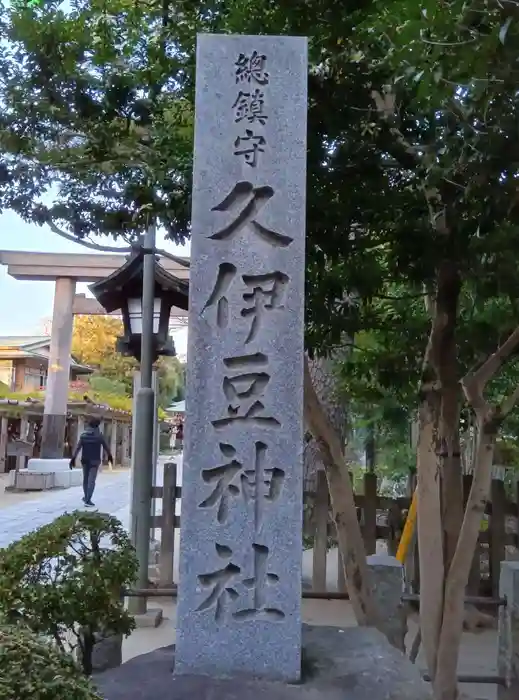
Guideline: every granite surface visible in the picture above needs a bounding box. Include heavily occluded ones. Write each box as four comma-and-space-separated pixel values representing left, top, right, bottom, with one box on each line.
175, 33, 308, 681
94, 624, 433, 700
366, 554, 407, 651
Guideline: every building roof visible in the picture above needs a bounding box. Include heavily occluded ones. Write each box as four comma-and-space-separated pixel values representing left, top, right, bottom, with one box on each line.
0, 336, 92, 373
0, 335, 48, 347
166, 400, 185, 413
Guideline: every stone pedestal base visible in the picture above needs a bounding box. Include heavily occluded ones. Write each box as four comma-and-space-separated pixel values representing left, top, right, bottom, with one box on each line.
6, 471, 56, 491
27, 458, 70, 472
94, 625, 431, 700
133, 608, 163, 629
6, 461, 82, 490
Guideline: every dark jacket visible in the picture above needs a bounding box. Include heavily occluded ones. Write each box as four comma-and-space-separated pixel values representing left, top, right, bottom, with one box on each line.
72, 427, 112, 466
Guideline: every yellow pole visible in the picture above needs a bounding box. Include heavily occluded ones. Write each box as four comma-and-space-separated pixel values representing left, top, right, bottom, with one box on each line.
396, 488, 417, 564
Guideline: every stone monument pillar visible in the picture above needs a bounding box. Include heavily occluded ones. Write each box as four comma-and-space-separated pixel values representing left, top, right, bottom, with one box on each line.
175, 34, 308, 682
41, 277, 76, 458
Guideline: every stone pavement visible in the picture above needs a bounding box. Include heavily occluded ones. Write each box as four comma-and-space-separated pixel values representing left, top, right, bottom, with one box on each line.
0, 455, 184, 549
0, 469, 131, 549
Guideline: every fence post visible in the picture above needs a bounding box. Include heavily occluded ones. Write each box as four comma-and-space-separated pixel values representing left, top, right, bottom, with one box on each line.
312, 470, 328, 592
336, 471, 354, 593
158, 462, 177, 589
463, 474, 481, 594
363, 471, 377, 555
498, 560, 519, 699
491, 478, 507, 598
367, 553, 406, 652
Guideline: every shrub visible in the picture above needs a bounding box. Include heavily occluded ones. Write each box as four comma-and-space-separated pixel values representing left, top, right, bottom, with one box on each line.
0, 624, 102, 700
0, 511, 138, 675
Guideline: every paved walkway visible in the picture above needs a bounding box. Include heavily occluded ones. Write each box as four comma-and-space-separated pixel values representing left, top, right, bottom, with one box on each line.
0, 470, 131, 549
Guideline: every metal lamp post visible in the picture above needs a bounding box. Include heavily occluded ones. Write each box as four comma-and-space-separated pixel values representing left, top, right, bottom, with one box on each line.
89, 232, 189, 614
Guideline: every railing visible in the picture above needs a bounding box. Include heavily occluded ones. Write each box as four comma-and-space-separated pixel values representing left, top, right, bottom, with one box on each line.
150, 464, 519, 599
305, 470, 519, 598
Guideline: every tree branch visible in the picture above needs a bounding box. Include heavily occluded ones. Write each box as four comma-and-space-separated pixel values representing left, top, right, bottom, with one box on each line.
500, 382, 519, 417
371, 89, 422, 171
46, 220, 133, 254
462, 325, 519, 411
375, 291, 427, 301
47, 220, 191, 268
303, 354, 380, 628
155, 248, 190, 268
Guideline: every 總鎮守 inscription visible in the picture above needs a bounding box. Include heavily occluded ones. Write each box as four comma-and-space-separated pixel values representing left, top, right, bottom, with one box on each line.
233, 51, 269, 166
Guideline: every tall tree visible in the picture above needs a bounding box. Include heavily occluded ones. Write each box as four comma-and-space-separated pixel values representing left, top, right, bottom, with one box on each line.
72, 314, 184, 407
0, 0, 196, 244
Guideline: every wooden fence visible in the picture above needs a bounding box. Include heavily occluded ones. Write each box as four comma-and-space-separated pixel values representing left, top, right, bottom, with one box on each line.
150, 463, 519, 598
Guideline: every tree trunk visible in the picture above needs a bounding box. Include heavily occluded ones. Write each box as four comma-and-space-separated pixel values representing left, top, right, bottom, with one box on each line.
439, 368, 463, 575
433, 420, 497, 700
416, 382, 444, 679
303, 353, 349, 541
417, 261, 461, 683
303, 356, 380, 627
429, 324, 519, 699
304, 354, 348, 483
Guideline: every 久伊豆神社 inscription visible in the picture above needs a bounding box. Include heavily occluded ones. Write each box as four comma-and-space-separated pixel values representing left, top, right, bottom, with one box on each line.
175, 34, 307, 682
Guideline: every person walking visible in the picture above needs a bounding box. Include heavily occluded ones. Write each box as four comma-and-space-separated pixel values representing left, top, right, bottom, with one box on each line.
70, 418, 113, 507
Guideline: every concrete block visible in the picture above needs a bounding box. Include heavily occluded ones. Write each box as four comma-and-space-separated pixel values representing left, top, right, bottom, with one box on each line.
27, 458, 70, 473
133, 608, 163, 629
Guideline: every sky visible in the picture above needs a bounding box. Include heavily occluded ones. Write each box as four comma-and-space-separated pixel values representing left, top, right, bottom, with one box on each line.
0, 211, 190, 358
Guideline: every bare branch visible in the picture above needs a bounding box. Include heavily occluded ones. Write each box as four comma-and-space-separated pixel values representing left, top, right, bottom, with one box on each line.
462, 325, 519, 414
462, 377, 490, 416
466, 325, 519, 389
46, 219, 191, 267
303, 354, 380, 628
155, 248, 190, 268
46, 220, 133, 254
500, 383, 519, 418
371, 89, 422, 170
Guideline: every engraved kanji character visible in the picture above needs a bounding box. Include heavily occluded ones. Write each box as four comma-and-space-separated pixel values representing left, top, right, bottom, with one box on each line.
232, 89, 268, 125
233, 129, 266, 167
235, 51, 269, 85
241, 271, 289, 343
202, 265, 289, 342
196, 543, 240, 622
209, 181, 293, 248
212, 353, 280, 430
202, 262, 237, 329
199, 441, 285, 527
234, 543, 284, 621
196, 542, 284, 622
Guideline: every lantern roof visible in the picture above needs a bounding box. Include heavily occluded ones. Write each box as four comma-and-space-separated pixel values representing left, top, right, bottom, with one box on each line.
89, 248, 189, 313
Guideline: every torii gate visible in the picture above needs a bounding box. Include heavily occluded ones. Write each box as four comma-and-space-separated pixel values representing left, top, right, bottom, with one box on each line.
0, 250, 189, 458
